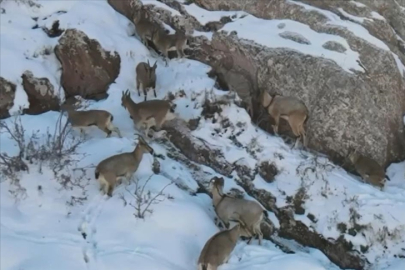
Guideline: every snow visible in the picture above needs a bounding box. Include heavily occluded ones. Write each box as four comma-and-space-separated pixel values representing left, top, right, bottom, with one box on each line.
1, 1, 405, 270
288, 0, 390, 51
289, 0, 405, 79
192, 30, 213, 40
0, 2, 62, 114
221, 16, 363, 73
141, 0, 181, 17
183, 3, 247, 26
337, 8, 372, 24
350, 1, 367, 8
392, 53, 405, 76
395, 0, 405, 12
370, 11, 386, 21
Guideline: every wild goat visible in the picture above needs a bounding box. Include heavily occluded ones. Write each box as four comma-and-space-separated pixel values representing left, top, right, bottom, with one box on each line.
261, 91, 309, 148
133, 8, 159, 46
121, 90, 176, 137
209, 176, 267, 245
95, 135, 154, 197
347, 149, 390, 190
61, 104, 121, 138
197, 223, 250, 270
136, 60, 157, 101
151, 28, 187, 65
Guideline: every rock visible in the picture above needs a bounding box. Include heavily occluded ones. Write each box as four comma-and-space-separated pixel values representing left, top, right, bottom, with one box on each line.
258, 161, 278, 183
161, 116, 368, 270
21, 71, 60, 115
42, 20, 64, 38
54, 29, 120, 100
164, 118, 233, 176
322, 41, 347, 53
277, 22, 286, 29
107, 0, 140, 19
228, 188, 244, 199
0, 77, 16, 119
181, 0, 405, 167
279, 31, 311, 45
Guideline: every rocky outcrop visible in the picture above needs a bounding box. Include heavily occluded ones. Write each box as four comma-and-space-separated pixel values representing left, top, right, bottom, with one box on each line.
54, 29, 121, 101
0, 77, 16, 119
118, 0, 405, 168
21, 71, 60, 115
161, 117, 368, 270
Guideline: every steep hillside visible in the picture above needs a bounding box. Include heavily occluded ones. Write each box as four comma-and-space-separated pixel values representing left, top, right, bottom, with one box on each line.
1, 1, 404, 270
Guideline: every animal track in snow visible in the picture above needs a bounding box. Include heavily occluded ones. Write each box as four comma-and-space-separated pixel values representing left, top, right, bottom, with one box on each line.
78, 193, 106, 268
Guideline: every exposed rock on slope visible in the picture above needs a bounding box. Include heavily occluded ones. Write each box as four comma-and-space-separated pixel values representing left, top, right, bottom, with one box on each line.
0, 77, 16, 119
21, 71, 60, 115
162, 117, 368, 270
54, 29, 121, 101
118, 0, 405, 168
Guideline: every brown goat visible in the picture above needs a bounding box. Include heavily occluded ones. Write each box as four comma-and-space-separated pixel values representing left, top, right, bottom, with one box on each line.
136, 60, 157, 101
261, 91, 309, 148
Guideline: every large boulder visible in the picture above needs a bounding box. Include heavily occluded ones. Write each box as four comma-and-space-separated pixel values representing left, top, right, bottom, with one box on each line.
54, 29, 121, 100
140, 0, 405, 167
21, 71, 60, 115
0, 77, 16, 119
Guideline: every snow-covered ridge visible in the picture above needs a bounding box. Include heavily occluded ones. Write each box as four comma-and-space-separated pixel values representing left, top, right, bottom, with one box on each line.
1, 0, 405, 270
220, 16, 363, 73
337, 7, 372, 24
288, 0, 390, 51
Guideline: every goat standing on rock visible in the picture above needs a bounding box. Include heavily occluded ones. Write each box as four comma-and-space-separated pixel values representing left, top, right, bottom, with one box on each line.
151, 27, 188, 66
136, 60, 157, 101
261, 91, 309, 148
121, 90, 176, 138
347, 149, 390, 190
209, 176, 267, 245
133, 8, 159, 47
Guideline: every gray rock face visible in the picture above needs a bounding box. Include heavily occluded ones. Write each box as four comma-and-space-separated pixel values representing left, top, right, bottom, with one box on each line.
0, 77, 16, 119
173, 0, 405, 167
279, 31, 311, 45
54, 29, 121, 100
322, 41, 347, 53
21, 71, 60, 115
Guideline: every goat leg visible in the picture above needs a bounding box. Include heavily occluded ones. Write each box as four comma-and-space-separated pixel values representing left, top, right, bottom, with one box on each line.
143, 87, 148, 101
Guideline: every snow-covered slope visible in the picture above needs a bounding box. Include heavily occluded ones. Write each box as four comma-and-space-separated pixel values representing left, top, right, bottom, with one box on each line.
1, 1, 405, 270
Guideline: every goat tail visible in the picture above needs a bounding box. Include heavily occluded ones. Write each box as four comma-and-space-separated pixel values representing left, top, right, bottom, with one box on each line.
385, 174, 391, 181
263, 210, 269, 218
198, 263, 207, 270
109, 114, 114, 123
95, 170, 99, 179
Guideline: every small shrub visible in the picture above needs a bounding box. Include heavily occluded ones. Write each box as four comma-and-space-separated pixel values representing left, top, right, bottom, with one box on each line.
0, 113, 87, 201
126, 175, 173, 219
292, 187, 308, 215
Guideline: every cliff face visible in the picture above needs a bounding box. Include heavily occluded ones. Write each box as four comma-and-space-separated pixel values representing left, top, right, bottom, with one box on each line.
146, 0, 405, 167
